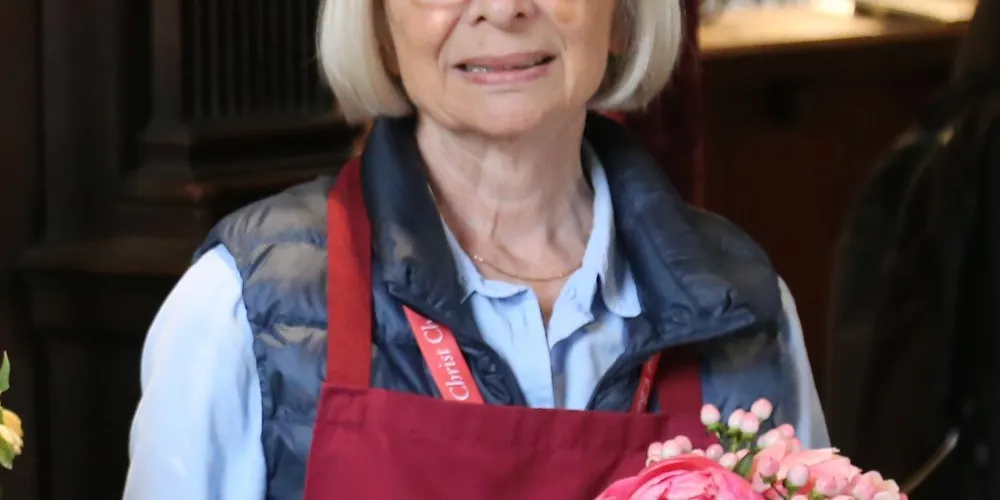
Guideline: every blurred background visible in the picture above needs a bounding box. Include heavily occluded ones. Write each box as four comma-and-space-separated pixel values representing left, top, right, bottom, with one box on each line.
0, 0, 984, 498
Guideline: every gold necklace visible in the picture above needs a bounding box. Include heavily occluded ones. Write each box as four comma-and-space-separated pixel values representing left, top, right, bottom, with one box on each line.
469, 254, 581, 282
428, 184, 581, 282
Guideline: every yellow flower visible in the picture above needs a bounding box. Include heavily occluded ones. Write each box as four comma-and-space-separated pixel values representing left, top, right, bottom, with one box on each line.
2, 409, 22, 438
0, 427, 22, 456
0, 408, 23, 455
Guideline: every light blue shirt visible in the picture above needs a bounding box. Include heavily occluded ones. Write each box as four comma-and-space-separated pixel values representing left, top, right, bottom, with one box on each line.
123, 159, 828, 500
440, 158, 641, 409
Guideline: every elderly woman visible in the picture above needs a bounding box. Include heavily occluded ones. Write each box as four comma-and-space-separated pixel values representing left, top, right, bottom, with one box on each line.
124, 0, 828, 498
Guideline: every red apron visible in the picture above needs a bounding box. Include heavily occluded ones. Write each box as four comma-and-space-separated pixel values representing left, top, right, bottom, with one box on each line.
304, 159, 713, 499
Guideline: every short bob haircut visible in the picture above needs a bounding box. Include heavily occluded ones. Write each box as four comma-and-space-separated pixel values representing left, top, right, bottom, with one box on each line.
318, 1, 683, 124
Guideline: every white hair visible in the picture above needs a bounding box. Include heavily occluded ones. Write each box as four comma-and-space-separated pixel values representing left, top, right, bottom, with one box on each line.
317, 1, 684, 124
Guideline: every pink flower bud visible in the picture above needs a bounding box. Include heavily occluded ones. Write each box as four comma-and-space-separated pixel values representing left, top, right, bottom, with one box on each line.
790, 496, 808, 500
706, 443, 724, 461
727, 409, 746, 429
756, 456, 779, 478
736, 449, 749, 460
719, 452, 739, 470
690, 448, 705, 456
777, 423, 797, 438
673, 435, 693, 453
863, 471, 884, 483
751, 474, 770, 493
786, 464, 810, 488
700, 404, 721, 426
815, 475, 846, 496
660, 439, 682, 459
751, 398, 774, 420
850, 477, 876, 500
756, 429, 782, 448
837, 476, 852, 494
646, 442, 663, 460
740, 412, 761, 435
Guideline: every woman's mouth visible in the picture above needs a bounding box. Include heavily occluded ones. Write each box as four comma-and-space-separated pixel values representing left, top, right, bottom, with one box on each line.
454, 53, 556, 85
456, 55, 556, 73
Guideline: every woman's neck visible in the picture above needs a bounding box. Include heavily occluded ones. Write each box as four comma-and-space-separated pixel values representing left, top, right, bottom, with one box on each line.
415, 113, 593, 253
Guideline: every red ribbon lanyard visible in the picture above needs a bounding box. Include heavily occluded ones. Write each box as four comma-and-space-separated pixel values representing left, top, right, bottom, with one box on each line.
404, 308, 485, 404
405, 307, 662, 412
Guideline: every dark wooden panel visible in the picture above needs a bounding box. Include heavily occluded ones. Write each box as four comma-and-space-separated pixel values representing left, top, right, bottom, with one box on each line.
21, 238, 189, 500
702, 31, 962, 396
133, 0, 355, 238
0, 0, 41, 498
25, 1, 359, 498
40, 0, 143, 241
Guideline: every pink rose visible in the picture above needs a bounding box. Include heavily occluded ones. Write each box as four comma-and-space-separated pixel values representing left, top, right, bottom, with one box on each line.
597, 455, 764, 500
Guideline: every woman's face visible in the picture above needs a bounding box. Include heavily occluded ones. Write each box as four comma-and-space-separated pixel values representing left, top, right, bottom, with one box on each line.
381, 0, 618, 138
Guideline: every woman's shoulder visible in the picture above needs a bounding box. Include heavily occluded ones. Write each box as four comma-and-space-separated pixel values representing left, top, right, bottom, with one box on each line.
196, 176, 336, 266
143, 245, 254, 378
679, 205, 774, 269
657, 204, 781, 324
191, 176, 335, 328
129, 244, 266, 500
216, 175, 335, 234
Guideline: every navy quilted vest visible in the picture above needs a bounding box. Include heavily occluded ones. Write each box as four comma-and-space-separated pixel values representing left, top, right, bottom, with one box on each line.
196, 114, 792, 499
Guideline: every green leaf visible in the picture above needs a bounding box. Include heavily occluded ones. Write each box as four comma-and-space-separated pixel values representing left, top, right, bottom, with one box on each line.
734, 452, 755, 478
0, 352, 11, 394
0, 438, 15, 470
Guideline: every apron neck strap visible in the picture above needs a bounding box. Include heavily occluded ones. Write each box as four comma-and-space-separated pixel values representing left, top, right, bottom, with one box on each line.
654, 346, 703, 415
326, 158, 373, 388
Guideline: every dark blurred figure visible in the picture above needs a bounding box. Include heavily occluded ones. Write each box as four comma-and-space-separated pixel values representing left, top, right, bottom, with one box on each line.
827, 0, 1000, 497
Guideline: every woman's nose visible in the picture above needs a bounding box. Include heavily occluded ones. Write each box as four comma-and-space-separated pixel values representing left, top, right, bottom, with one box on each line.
467, 0, 538, 28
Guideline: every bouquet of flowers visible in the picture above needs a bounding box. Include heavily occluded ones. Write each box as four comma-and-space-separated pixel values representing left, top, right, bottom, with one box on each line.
0, 352, 23, 473
597, 399, 905, 500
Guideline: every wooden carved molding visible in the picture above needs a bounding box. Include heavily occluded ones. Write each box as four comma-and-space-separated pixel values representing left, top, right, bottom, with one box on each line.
119, 0, 359, 238
25, 0, 363, 331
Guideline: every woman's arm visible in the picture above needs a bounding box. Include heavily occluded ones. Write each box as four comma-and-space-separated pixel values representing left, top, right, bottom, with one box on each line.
778, 278, 831, 449
123, 246, 266, 500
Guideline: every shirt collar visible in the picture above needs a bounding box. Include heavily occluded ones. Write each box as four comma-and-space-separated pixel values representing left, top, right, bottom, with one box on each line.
440, 141, 641, 318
